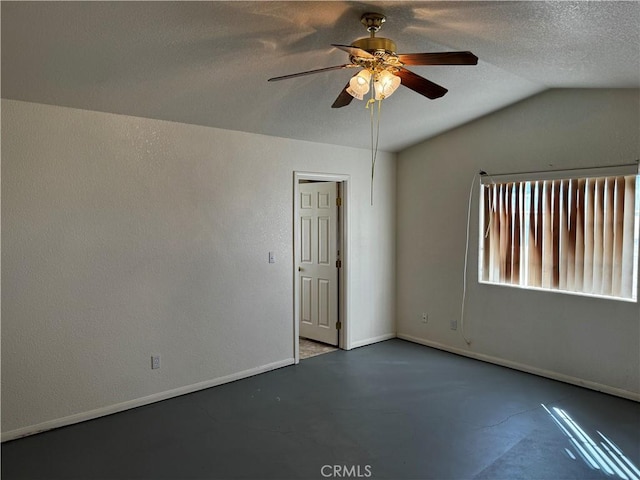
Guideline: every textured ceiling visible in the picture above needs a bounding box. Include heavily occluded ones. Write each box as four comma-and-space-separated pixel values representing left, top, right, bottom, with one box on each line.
2, 1, 639, 152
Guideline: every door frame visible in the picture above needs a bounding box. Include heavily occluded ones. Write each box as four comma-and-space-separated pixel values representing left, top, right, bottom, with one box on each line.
293, 171, 350, 364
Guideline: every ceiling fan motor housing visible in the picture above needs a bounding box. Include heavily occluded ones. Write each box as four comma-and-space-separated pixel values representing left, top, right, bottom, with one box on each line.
351, 37, 397, 55
351, 13, 400, 70
350, 37, 402, 73
354, 13, 397, 55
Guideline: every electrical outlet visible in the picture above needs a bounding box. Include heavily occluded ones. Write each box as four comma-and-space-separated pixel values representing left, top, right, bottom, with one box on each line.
421, 313, 428, 323
450, 320, 457, 330
151, 355, 160, 370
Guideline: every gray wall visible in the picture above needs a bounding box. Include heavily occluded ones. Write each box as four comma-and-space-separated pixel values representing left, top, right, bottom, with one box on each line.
1, 100, 397, 438
397, 89, 640, 399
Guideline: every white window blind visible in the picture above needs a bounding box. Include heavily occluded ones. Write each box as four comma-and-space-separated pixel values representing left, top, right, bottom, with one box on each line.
479, 167, 639, 301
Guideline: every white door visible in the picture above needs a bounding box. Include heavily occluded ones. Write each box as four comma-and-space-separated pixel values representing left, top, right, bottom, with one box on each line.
298, 182, 339, 346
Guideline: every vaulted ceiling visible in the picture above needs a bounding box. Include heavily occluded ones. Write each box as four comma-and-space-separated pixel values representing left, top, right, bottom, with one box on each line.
2, 1, 639, 152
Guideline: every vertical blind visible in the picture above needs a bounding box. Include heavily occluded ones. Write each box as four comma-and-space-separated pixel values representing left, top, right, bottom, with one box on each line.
480, 174, 638, 300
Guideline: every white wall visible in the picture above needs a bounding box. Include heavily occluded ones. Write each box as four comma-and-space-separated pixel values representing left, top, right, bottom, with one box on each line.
397, 89, 640, 399
1, 99, 396, 438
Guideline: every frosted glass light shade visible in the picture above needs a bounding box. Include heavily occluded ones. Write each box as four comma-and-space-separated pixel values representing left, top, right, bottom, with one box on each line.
346, 69, 371, 100
374, 70, 401, 100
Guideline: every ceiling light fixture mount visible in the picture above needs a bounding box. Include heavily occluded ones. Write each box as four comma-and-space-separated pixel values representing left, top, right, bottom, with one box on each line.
360, 12, 386, 33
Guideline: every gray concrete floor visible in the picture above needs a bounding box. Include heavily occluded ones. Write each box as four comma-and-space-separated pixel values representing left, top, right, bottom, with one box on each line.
2, 339, 639, 479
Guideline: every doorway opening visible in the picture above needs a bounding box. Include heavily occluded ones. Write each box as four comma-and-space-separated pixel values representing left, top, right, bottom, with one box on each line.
293, 172, 350, 363
298, 338, 339, 360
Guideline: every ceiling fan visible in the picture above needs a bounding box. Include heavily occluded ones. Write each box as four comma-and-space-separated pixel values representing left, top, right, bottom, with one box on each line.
268, 12, 478, 108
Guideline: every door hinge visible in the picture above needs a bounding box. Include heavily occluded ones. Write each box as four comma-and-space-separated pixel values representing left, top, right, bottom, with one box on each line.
336, 259, 342, 268
336, 197, 342, 207
336, 321, 342, 330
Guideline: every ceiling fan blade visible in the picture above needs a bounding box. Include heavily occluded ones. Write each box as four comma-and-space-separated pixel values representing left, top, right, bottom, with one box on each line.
396, 68, 448, 99
331, 81, 355, 109
398, 51, 478, 66
268, 64, 355, 82
331, 44, 375, 59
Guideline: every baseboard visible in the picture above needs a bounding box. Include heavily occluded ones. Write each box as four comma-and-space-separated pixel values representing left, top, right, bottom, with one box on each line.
397, 334, 640, 403
2, 358, 295, 442
349, 332, 396, 349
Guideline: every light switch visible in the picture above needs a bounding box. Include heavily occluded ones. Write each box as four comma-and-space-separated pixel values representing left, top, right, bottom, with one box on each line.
269, 252, 275, 264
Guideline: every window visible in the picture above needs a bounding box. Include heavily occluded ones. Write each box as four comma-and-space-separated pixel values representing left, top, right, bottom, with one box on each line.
479, 168, 639, 301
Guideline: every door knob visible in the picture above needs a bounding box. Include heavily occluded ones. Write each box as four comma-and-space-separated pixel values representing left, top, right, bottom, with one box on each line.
298, 267, 303, 272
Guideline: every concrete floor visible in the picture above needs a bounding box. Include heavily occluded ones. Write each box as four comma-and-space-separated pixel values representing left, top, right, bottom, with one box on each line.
2, 339, 639, 479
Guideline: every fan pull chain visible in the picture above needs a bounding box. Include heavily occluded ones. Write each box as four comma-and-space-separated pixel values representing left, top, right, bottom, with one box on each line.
366, 96, 382, 206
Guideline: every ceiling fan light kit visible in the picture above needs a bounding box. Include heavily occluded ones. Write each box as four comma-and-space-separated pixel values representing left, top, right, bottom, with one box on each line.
347, 69, 371, 100
373, 69, 401, 100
